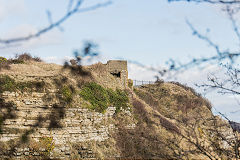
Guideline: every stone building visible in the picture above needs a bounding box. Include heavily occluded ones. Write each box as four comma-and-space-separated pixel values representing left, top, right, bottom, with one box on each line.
106, 60, 128, 88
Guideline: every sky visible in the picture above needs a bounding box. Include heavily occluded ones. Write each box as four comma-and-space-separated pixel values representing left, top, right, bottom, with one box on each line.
0, 0, 240, 121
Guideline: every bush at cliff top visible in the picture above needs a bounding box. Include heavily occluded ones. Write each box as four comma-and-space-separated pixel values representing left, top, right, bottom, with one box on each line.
80, 82, 129, 113
0, 57, 7, 63
0, 57, 10, 71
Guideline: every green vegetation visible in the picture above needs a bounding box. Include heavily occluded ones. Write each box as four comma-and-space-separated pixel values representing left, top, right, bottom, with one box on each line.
1, 54, 42, 66
80, 82, 129, 113
107, 88, 130, 113
0, 75, 45, 93
0, 57, 10, 71
59, 85, 74, 103
39, 136, 55, 156
80, 82, 109, 113
0, 54, 42, 71
0, 57, 7, 63
128, 79, 133, 88
9, 59, 24, 64
0, 75, 16, 92
18, 81, 45, 92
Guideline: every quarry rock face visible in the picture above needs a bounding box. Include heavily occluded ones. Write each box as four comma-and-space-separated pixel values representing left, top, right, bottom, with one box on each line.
0, 60, 133, 159
0, 90, 118, 159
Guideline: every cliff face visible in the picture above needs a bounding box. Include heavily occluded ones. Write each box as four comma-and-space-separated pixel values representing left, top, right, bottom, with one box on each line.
0, 60, 236, 159
0, 61, 133, 159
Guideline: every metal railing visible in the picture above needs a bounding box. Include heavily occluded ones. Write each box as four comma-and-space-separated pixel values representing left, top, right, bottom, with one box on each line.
133, 80, 155, 86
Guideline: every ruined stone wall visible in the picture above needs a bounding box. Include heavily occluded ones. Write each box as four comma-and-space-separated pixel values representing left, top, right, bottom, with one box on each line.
106, 60, 128, 88
0, 90, 122, 159
87, 60, 128, 90
107, 60, 127, 73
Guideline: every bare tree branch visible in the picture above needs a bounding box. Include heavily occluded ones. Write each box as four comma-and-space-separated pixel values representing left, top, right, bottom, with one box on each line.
0, 0, 112, 46
129, 16, 240, 80
168, 0, 240, 4
67, 0, 74, 13
165, 0, 240, 72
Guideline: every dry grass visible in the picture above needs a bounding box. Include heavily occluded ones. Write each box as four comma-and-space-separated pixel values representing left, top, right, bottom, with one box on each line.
131, 82, 233, 159
170, 82, 212, 110
88, 62, 107, 75
136, 82, 212, 116
174, 94, 212, 112
134, 88, 159, 109
170, 81, 200, 96
0, 53, 42, 74
132, 98, 180, 134
114, 97, 179, 159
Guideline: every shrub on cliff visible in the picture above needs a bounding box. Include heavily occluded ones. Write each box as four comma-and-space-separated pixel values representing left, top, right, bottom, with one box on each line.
80, 82, 110, 113
0, 57, 7, 63
0, 75, 45, 93
107, 88, 129, 113
80, 82, 129, 113
59, 85, 74, 103
13, 53, 42, 63
0, 75, 16, 92
0, 54, 42, 71
0, 56, 10, 71
8, 53, 42, 64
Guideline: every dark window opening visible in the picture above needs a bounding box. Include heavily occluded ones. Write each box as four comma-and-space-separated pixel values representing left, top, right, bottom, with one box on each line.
111, 72, 121, 78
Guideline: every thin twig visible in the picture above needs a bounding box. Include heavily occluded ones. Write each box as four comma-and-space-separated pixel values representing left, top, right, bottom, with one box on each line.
0, 0, 112, 45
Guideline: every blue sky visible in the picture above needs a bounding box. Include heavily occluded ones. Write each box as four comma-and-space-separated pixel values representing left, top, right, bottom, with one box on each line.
1, 0, 236, 63
0, 0, 239, 121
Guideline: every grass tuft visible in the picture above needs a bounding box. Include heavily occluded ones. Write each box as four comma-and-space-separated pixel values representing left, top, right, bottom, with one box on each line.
39, 136, 55, 156
59, 85, 74, 103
